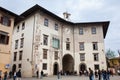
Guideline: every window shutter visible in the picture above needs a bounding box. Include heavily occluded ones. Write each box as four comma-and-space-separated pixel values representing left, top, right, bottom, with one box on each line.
0, 17, 3, 24
8, 19, 11, 26
6, 36, 9, 44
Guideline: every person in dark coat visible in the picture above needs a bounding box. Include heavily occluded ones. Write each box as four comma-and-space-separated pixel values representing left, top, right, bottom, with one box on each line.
36, 70, 39, 78
17, 69, 21, 80
98, 69, 101, 80
40, 70, 44, 79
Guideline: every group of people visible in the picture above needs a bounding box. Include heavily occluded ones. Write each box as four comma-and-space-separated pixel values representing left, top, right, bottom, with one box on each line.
0, 69, 21, 80
88, 68, 113, 80
36, 70, 44, 79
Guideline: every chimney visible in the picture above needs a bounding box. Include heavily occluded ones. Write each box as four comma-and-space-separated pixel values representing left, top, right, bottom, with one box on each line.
63, 12, 71, 21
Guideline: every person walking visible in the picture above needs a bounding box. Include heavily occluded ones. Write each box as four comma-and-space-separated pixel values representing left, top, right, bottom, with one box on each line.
9, 71, 12, 78
0, 70, 2, 80
94, 70, 98, 80
57, 71, 61, 79
36, 70, 39, 78
17, 69, 21, 80
89, 68, 94, 80
98, 70, 101, 80
13, 71, 17, 80
3, 71, 7, 80
40, 70, 43, 79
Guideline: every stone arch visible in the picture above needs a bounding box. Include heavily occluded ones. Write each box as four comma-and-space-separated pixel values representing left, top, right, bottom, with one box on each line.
62, 54, 74, 74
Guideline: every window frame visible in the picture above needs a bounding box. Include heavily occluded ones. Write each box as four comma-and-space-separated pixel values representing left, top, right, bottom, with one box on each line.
43, 63, 47, 70
79, 27, 83, 35
44, 18, 48, 27
13, 52, 17, 61
93, 42, 98, 50
91, 27, 96, 34
93, 53, 99, 61
79, 42, 84, 51
43, 34, 48, 45
43, 49, 48, 59
80, 53, 85, 61
66, 42, 70, 50
0, 31, 9, 44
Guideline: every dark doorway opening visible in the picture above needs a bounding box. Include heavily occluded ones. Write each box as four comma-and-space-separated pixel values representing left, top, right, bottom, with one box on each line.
79, 63, 86, 75
53, 63, 58, 75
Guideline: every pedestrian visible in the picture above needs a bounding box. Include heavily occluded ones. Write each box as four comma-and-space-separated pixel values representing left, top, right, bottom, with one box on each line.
13, 71, 17, 80
102, 70, 107, 80
36, 70, 39, 78
40, 70, 43, 79
94, 70, 98, 80
9, 71, 12, 78
16, 69, 21, 80
57, 71, 61, 79
106, 70, 110, 80
0, 70, 2, 80
89, 68, 94, 80
3, 71, 7, 80
98, 69, 101, 80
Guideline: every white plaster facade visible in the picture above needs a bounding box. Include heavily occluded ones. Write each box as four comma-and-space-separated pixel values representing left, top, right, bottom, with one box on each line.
11, 5, 109, 77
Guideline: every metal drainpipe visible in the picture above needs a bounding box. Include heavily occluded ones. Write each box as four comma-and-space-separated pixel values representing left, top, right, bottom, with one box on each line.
31, 14, 36, 77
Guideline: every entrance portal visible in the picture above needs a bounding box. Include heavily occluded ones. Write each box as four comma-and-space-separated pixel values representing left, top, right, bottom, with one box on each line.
79, 63, 86, 74
62, 54, 74, 74
53, 63, 58, 75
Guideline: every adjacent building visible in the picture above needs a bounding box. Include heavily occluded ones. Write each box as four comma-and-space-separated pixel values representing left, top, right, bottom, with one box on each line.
0, 7, 17, 76
11, 5, 109, 77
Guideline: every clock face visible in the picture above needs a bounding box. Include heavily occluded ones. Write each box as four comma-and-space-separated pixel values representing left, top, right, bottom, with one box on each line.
65, 28, 70, 34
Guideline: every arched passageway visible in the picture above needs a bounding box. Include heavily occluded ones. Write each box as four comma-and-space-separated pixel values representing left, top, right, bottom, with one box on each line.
62, 54, 74, 75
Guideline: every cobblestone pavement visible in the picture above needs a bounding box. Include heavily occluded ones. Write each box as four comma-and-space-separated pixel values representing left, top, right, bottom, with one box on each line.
9, 75, 120, 80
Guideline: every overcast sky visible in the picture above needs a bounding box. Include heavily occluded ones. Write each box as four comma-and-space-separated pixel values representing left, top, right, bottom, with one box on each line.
0, 0, 120, 56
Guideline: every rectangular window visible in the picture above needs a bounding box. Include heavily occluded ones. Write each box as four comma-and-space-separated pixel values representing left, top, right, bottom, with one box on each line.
13, 52, 17, 61
18, 64, 22, 68
93, 53, 99, 61
92, 27, 96, 34
55, 23, 58, 31
93, 42, 98, 50
66, 42, 70, 50
79, 42, 84, 51
43, 63, 47, 70
52, 38, 59, 49
20, 38, 24, 48
19, 51, 23, 61
80, 53, 85, 61
15, 40, 18, 49
43, 35, 48, 45
79, 27, 83, 35
43, 49, 48, 59
94, 64, 99, 70
22, 22, 25, 30
54, 51, 58, 60
44, 18, 48, 27
17, 25, 19, 32
0, 31, 9, 44
0, 16, 11, 26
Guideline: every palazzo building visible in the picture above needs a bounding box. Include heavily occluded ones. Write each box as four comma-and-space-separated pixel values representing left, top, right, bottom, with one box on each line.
10, 4, 109, 77
0, 7, 17, 76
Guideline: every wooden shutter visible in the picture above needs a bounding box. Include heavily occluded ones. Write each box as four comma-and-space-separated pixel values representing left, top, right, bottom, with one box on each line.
6, 36, 9, 44
8, 19, 11, 26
